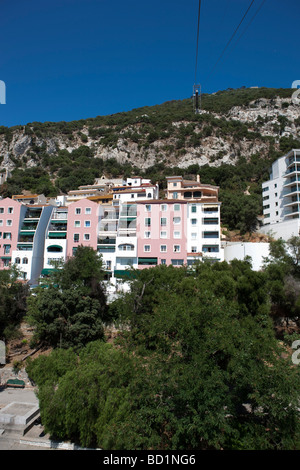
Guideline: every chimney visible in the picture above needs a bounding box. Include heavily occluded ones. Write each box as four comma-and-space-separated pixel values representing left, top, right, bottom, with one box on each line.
196, 174, 200, 183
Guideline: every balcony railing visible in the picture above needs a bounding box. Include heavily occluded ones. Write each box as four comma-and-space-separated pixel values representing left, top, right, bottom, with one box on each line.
51, 212, 68, 220
97, 238, 116, 245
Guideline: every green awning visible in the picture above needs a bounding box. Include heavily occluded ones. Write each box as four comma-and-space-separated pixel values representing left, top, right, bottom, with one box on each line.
48, 232, 66, 238
114, 270, 136, 279
138, 258, 157, 264
41, 268, 57, 275
19, 231, 35, 236
1, 256, 11, 259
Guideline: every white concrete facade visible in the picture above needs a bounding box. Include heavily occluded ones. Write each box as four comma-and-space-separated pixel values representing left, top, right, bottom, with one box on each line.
261, 149, 300, 240
223, 242, 270, 271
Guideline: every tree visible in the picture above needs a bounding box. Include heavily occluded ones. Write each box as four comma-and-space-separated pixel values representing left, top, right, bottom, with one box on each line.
0, 266, 29, 339
26, 246, 108, 349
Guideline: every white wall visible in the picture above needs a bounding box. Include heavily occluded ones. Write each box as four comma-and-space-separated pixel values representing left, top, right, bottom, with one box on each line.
223, 242, 270, 271
259, 219, 300, 241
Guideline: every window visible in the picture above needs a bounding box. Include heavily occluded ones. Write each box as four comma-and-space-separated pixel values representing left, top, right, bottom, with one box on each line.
173, 182, 177, 187
8, 207, 13, 214
160, 217, 167, 226
85, 208, 91, 214
4, 245, 10, 254
145, 204, 151, 212
191, 205, 197, 213
171, 259, 184, 266
191, 232, 197, 240
144, 245, 151, 252
0, 220, 3, 226
202, 245, 219, 253
203, 218, 219, 225
144, 231, 151, 238
0, 233, 2, 239
160, 245, 167, 252
74, 234, 79, 242
119, 244, 134, 251
174, 204, 180, 212
0, 208, 3, 214
203, 231, 219, 238
173, 192, 178, 199
74, 221, 80, 227
75, 208, 81, 215
191, 246, 197, 253
6, 220, 12, 226
160, 231, 167, 238
47, 245, 63, 253
174, 231, 181, 238
22, 257, 28, 264
161, 259, 166, 265
84, 220, 91, 228
160, 204, 167, 212
145, 217, 151, 227
173, 245, 180, 252
15, 257, 20, 264
173, 217, 181, 224
3, 233, 11, 239
84, 234, 90, 241
191, 219, 197, 225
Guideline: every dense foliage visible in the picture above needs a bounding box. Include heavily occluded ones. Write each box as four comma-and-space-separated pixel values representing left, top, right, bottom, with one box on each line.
0, 266, 29, 340
26, 257, 300, 450
26, 246, 108, 350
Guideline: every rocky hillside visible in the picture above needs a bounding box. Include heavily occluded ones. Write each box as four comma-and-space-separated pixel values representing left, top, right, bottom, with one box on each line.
0, 87, 298, 171
0, 87, 299, 203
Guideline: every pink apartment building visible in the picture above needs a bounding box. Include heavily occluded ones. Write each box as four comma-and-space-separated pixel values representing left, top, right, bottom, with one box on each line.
0, 198, 24, 269
136, 200, 188, 268
66, 199, 100, 258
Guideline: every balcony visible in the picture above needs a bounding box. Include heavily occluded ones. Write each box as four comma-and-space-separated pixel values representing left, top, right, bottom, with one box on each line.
24, 210, 42, 219
48, 224, 67, 232
20, 220, 38, 231
18, 235, 34, 243
97, 237, 116, 245
51, 212, 68, 220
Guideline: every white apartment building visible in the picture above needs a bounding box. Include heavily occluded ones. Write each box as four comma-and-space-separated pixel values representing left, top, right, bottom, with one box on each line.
261, 149, 300, 240
186, 201, 223, 264
42, 206, 68, 275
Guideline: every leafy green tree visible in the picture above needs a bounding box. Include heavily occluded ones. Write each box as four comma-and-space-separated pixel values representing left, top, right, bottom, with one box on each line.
27, 262, 300, 450
26, 246, 108, 349
0, 266, 29, 339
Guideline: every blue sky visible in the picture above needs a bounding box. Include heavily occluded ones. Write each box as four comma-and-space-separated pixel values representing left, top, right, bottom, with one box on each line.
0, 0, 298, 127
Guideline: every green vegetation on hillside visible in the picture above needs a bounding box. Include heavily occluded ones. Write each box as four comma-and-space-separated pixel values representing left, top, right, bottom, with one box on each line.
0, 87, 299, 235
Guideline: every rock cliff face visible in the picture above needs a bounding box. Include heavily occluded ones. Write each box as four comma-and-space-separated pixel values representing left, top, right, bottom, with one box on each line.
0, 89, 299, 176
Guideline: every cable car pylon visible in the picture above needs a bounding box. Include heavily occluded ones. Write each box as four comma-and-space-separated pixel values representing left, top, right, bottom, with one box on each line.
193, 83, 201, 114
